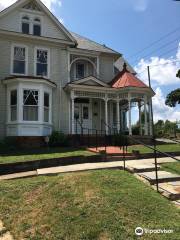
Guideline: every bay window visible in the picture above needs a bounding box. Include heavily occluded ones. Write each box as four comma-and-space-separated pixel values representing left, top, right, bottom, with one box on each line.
44, 92, 49, 122
12, 46, 27, 75
36, 49, 49, 77
10, 90, 17, 121
23, 90, 39, 121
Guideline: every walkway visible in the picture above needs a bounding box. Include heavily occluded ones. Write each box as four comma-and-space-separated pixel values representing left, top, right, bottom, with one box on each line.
0, 156, 180, 205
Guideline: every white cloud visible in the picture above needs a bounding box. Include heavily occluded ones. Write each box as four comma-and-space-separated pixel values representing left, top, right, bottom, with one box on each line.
152, 87, 180, 122
134, 43, 180, 122
133, 0, 149, 12
135, 43, 180, 86
0, 0, 62, 11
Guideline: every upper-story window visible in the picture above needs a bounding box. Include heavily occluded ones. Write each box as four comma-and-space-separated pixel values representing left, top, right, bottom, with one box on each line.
22, 16, 30, 34
12, 45, 27, 75
76, 63, 85, 79
33, 18, 41, 36
35, 49, 49, 77
21, 15, 41, 36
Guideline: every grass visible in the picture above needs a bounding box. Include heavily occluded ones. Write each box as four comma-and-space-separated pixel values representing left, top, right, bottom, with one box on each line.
160, 162, 180, 175
0, 170, 179, 240
128, 144, 180, 154
0, 147, 96, 164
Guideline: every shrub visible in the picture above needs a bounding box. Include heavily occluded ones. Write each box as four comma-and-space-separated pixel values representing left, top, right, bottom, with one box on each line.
49, 131, 69, 147
0, 137, 18, 152
113, 134, 129, 147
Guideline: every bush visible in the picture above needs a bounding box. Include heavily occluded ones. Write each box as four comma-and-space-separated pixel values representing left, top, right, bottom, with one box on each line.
0, 137, 18, 152
112, 134, 129, 147
49, 131, 69, 147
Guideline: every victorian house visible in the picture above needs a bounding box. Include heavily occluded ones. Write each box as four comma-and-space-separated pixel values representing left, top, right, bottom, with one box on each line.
0, 0, 154, 140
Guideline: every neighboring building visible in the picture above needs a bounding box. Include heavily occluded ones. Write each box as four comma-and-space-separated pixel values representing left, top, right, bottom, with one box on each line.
0, 0, 154, 140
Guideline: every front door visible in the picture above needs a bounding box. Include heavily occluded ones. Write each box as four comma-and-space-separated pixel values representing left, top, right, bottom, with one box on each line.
74, 102, 91, 134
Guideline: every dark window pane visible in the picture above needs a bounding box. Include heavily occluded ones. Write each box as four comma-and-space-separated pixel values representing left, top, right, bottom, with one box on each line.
33, 25, 41, 36
24, 90, 38, 106
44, 93, 49, 107
11, 90, 17, 105
83, 106, 89, 119
76, 64, 85, 78
36, 63, 47, 76
22, 22, 29, 34
13, 60, 25, 74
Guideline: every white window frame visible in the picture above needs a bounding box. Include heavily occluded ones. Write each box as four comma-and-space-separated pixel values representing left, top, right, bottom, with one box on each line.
33, 17, 41, 36
19, 13, 43, 36
23, 88, 39, 122
34, 47, 50, 78
21, 15, 30, 34
11, 44, 28, 76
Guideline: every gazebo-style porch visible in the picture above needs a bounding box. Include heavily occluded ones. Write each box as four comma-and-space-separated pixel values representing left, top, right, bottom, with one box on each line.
64, 64, 155, 136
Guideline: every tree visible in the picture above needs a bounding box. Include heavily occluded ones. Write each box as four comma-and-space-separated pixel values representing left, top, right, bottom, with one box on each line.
165, 70, 180, 107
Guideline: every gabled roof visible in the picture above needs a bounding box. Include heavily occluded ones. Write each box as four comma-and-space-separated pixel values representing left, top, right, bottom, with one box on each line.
71, 32, 121, 56
0, 0, 77, 45
70, 76, 110, 87
110, 63, 148, 89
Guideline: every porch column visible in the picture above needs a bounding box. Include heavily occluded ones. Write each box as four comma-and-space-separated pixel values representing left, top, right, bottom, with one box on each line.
138, 101, 142, 136
149, 98, 153, 136
144, 97, 148, 135
71, 91, 75, 134
128, 94, 132, 135
105, 96, 108, 135
116, 99, 120, 133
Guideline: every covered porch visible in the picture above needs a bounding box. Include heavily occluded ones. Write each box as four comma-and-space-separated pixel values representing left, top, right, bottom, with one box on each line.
64, 74, 154, 136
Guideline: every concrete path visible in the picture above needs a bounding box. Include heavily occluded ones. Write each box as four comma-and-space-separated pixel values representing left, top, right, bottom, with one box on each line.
37, 161, 124, 175
156, 138, 180, 144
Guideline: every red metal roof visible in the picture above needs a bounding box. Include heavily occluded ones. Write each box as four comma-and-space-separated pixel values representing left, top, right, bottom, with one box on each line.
110, 63, 148, 89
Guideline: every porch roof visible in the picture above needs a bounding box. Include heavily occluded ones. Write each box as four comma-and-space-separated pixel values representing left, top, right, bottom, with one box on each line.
110, 63, 149, 89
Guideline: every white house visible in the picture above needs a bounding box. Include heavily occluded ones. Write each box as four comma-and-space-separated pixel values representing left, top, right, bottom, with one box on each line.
0, 0, 154, 141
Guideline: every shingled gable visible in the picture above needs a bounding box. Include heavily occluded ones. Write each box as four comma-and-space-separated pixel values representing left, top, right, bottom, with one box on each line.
0, 0, 77, 45
110, 63, 148, 89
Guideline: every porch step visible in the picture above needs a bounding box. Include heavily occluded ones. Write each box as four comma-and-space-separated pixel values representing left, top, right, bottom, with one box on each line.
126, 163, 160, 173
138, 171, 180, 185
157, 181, 180, 201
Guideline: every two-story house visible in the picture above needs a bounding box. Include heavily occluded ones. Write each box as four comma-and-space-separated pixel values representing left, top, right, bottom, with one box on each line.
0, 0, 154, 141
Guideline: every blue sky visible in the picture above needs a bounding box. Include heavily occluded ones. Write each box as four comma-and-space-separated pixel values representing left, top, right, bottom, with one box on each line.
1, 0, 180, 122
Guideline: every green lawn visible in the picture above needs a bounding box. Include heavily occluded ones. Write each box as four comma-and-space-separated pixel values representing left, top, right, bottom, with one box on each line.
161, 162, 180, 175
0, 147, 96, 164
0, 170, 179, 240
128, 144, 180, 154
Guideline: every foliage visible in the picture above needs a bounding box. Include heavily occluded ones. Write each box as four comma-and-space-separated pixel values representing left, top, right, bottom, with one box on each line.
113, 134, 129, 146
0, 137, 18, 152
165, 88, 180, 107
154, 119, 178, 137
49, 131, 69, 147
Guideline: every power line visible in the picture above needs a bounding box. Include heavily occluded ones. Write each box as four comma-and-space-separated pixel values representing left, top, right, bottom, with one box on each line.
128, 26, 180, 60
131, 36, 180, 65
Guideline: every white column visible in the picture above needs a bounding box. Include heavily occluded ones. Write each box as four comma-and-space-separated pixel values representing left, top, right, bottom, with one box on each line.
138, 101, 142, 136
128, 94, 132, 135
116, 100, 120, 133
105, 96, 108, 135
149, 99, 153, 136
144, 97, 148, 135
71, 91, 75, 134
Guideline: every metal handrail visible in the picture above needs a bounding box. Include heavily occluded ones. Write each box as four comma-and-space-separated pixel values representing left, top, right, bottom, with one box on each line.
128, 136, 180, 162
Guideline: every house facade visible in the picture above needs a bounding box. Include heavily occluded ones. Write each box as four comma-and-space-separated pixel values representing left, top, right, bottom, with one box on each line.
0, 0, 154, 140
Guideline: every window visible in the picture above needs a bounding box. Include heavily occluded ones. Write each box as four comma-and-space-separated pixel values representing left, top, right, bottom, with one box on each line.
36, 49, 48, 77
44, 92, 49, 122
22, 16, 30, 34
76, 63, 85, 79
12, 46, 26, 74
33, 18, 41, 36
23, 90, 39, 121
10, 90, 17, 121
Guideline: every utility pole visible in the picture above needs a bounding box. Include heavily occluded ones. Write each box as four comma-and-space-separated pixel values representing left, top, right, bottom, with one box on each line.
147, 66, 159, 192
